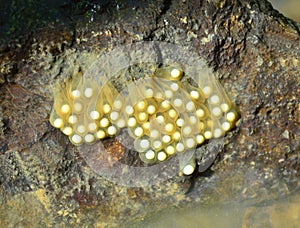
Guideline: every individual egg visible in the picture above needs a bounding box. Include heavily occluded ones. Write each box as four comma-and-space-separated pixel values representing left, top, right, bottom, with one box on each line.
185, 101, 196, 112
170, 68, 182, 80
71, 89, 81, 99
182, 81, 205, 103
162, 135, 172, 144
221, 119, 231, 131
181, 159, 196, 175
136, 111, 148, 123
110, 111, 120, 121
170, 82, 180, 92
182, 125, 193, 136
164, 122, 175, 134
123, 81, 149, 113
144, 150, 156, 160
175, 142, 185, 153
168, 108, 178, 119
204, 130, 213, 139
76, 123, 87, 135
127, 116, 137, 128
99, 117, 110, 128
172, 130, 182, 141
125, 105, 135, 115
50, 109, 65, 129
90, 110, 100, 120
149, 129, 160, 139
66, 72, 84, 100
50, 86, 70, 126
211, 106, 222, 118
155, 112, 165, 124
189, 115, 198, 125
93, 82, 120, 117
107, 125, 118, 136
135, 100, 148, 111
226, 110, 238, 122
128, 124, 144, 138
159, 100, 171, 111
73, 102, 84, 113
151, 139, 163, 151
69, 134, 83, 145
84, 133, 95, 143
61, 104, 71, 114
68, 114, 78, 124
195, 67, 214, 97
142, 121, 151, 131
116, 118, 126, 128
157, 151, 167, 161
84, 87, 94, 98
95, 129, 106, 139
176, 117, 185, 127
220, 102, 231, 112
173, 97, 184, 109
87, 122, 98, 132
196, 134, 205, 145
62, 126, 74, 136
213, 128, 224, 138
133, 126, 144, 137
209, 94, 221, 105
144, 87, 154, 97
195, 104, 209, 119
184, 137, 196, 149
139, 150, 157, 164
202, 85, 212, 97
165, 145, 176, 155
146, 102, 157, 115
134, 136, 151, 152
51, 116, 64, 129
164, 89, 173, 99
155, 65, 183, 81
102, 103, 112, 114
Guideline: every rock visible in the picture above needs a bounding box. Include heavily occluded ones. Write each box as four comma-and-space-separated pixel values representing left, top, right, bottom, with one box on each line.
0, 0, 299, 226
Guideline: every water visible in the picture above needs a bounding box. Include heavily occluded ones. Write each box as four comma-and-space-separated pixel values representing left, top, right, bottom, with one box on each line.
130, 191, 300, 227
269, 0, 300, 22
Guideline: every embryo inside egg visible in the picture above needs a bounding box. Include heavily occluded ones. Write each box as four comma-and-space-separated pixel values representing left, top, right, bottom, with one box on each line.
50, 63, 239, 175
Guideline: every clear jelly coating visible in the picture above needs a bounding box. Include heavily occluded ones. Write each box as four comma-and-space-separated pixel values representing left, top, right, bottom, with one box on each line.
50, 64, 239, 175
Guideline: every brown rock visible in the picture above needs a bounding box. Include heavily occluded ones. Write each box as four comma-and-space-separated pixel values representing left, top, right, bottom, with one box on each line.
0, 0, 299, 226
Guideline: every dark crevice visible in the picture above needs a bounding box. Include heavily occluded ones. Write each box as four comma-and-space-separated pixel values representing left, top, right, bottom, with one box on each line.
144, 0, 172, 41
161, 0, 172, 16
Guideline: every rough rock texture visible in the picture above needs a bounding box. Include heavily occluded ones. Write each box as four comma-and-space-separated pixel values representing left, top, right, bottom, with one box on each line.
0, 0, 299, 226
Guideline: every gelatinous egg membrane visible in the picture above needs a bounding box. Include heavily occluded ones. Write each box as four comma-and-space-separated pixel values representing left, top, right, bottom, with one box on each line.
50, 65, 238, 175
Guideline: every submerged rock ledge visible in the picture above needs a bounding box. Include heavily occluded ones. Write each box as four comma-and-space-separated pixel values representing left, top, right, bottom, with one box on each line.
0, 0, 299, 226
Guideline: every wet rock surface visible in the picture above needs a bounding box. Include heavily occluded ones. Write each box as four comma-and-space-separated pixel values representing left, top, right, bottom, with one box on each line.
0, 0, 299, 226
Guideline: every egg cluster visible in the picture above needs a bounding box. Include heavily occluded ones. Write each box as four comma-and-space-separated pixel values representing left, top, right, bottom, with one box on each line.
49, 74, 120, 145
50, 65, 238, 175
